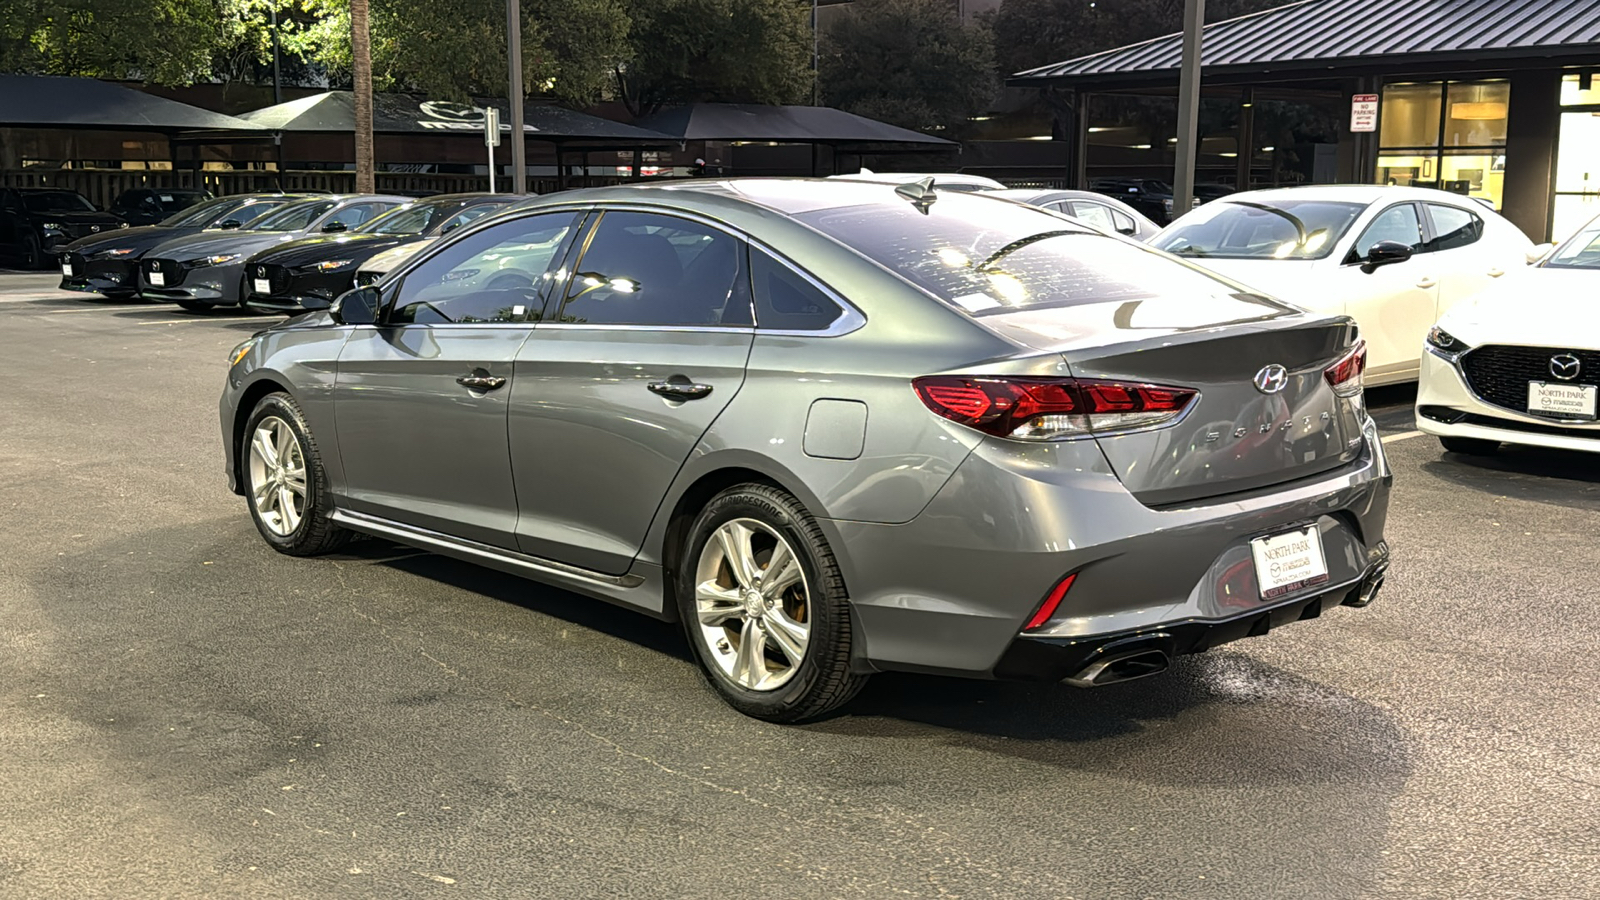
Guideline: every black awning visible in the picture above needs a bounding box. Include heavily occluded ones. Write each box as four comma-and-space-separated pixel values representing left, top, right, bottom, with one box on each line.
1010, 0, 1600, 86
0, 75, 265, 133
237, 92, 674, 144
631, 103, 955, 146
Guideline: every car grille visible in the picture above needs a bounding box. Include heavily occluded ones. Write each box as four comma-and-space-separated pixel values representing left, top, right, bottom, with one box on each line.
249, 263, 293, 295
1460, 345, 1600, 416
142, 257, 186, 287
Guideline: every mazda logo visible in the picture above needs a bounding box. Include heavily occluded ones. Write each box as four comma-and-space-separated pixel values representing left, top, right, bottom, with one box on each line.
1253, 364, 1289, 394
1550, 354, 1581, 381
256, 266, 265, 277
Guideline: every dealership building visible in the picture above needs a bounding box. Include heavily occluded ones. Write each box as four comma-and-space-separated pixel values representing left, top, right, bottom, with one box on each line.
1008, 0, 1600, 241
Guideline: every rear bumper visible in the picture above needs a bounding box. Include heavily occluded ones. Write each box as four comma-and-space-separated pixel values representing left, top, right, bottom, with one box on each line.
829, 416, 1392, 678
1417, 346, 1600, 452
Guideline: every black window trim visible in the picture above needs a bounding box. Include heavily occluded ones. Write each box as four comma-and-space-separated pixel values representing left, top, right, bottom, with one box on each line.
1419, 200, 1484, 253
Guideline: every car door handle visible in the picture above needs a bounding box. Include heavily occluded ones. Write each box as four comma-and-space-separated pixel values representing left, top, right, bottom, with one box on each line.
456, 373, 507, 391
1416, 278, 1437, 289
1487, 267, 1505, 277
648, 378, 713, 400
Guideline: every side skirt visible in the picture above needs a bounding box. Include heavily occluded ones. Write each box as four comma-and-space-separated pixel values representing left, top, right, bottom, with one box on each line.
329, 509, 670, 618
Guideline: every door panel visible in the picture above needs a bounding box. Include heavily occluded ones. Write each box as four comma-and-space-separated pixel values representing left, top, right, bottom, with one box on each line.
334, 326, 531, 547
1344, 202, 1436, 376
1423, 202, 1496, 318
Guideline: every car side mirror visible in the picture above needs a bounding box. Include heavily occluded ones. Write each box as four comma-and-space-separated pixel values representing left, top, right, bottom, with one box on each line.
322, 220, 348, 233
1360, 240, 1413, 274
332, 286, 380, 325
441, 220, 461, 235
1527, 243, 1554, 265
1117, 224, 1137, 236
219, 219, 243, 230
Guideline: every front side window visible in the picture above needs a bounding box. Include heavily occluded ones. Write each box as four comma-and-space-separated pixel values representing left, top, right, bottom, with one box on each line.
750, 250, 842, 331
389, 211, 579, 325
1425, 203, 1482, 251
1155, 200, 1365, 260
800, 194, 1250, 315
249, 200, 336, 231
323, 202, 392, 231
558, 211, 748, 327
1350, 203, 1424, 260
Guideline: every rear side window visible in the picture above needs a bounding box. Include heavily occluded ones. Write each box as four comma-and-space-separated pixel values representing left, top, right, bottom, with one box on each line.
1426, 203, 1483, 251
797, 196, 1238, 315
1068, 201, 1118, 232
558, 211, 750, 327
750, 250, 843, 331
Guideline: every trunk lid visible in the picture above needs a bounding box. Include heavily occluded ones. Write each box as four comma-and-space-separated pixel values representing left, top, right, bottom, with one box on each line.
980, 298, 1365, 507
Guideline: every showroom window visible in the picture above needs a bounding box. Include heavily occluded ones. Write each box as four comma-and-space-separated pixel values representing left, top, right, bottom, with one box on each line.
1375, 81, 1508, 210
1553, 74, 1600, 242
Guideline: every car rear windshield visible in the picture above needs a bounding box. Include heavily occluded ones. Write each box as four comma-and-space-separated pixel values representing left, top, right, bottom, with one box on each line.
248, 200, 336, 231
1155, 200, 1365, 260
1545, 219, 1600, 269
796, 195, 1245, 315
23, 191, 96, 213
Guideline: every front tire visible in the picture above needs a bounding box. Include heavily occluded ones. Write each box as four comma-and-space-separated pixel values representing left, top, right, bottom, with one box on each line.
1440, 436, 1499, 456
677, 484, 867, 723
22, 233, 43, 270
243, 392, 349, 556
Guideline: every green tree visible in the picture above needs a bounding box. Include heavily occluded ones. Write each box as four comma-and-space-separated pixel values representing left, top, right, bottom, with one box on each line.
612, 0, 813, 118
820, 0, 996, 134
0, 0, 224, 84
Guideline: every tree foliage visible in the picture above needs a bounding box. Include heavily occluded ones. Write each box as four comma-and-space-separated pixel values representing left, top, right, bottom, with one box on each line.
985, 0, 1289, 77
612, 0, 813, 118
820, 0, 996, 135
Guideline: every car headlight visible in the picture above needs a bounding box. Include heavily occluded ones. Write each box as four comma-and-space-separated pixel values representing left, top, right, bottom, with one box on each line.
312, 259, 354, 272
1427, 326, 1469, 355
194, 253, 242, 267
118, 222, 130, 229
228, 337, 259, 367
41, 222, 64, 231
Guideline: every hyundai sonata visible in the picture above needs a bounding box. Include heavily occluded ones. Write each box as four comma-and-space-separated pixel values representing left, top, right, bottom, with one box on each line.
221, 179, 1392, 722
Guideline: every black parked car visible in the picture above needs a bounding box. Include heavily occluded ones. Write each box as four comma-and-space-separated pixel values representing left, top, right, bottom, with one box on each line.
109, 188, 214, 227
60, 194, 311, 299
241, 193, 516, 313
0, 188, 126, 269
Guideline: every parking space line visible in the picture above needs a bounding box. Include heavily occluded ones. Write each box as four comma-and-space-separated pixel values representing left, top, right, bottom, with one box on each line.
1381, 430, 1424, 444
136, 317, 267, 325
43, 306, 173, 314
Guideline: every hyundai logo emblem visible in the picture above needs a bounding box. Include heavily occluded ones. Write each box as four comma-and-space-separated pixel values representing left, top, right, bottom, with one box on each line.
1253, 364, 1289, 394
1550, 354, 1581, 381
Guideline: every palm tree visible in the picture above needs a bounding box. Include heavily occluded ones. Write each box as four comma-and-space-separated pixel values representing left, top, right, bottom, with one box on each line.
351, 0, 375, 193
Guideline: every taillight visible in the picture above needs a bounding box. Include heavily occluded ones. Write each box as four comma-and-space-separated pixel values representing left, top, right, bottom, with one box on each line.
1024, 573, 1077, 631
912, 375, 1196, 440
1324, 341, 1367, 397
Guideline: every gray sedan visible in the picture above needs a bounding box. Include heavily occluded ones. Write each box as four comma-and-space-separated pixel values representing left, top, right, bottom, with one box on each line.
991, 188, 1162, 241
220, 180, 1392, 722
141, 194, 407, 311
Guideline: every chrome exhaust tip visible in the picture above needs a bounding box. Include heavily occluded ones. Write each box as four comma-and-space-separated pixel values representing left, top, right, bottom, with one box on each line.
1064, 647, 1171, 688
1346, 559, 1389, 608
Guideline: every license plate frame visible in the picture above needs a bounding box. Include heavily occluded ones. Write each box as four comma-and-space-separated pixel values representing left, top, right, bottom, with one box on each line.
1249, 525, 1330, 600
1527, 380, 1597, 420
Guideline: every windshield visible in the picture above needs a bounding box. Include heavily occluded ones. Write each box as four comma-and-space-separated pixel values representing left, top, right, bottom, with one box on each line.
1545, 218, 1600, 269
247, 199, 336, 232
161, 196, 238, 227
357, 203, 435, 235
796, 194, 1249, 315
23, 191, 96, 213
1155, 199, 1365, 260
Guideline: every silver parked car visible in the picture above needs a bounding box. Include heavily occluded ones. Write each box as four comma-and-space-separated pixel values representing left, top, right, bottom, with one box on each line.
990, 188, 1162, 241
220, 180, 1392, 722
142, 194, 407, 312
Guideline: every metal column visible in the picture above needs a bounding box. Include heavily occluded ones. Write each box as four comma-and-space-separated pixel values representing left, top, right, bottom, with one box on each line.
506, 0, 528, 194
1235, 88, 1254, 191
1172, 0, 1205, 213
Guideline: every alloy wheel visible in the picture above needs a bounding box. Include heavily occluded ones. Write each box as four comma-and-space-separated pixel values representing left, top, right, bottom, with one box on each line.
693, 518, 811, 691
247, 416, 308, 536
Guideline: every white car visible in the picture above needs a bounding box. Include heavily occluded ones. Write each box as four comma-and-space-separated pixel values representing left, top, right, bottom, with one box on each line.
1417, 213, 1600, 455
1154, 186, 1545, 386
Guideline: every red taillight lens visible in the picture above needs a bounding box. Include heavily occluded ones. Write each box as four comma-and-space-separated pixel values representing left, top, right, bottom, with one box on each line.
913, 375, 1196, 440
1324, 341, 1367, 397
1024, 573, 1077, 631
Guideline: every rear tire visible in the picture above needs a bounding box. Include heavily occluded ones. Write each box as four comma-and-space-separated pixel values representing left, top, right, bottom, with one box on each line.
242, 392, 350, 556
1440, 436, 1499, 456
22, 233, 43, 270
677, 484, 867, 723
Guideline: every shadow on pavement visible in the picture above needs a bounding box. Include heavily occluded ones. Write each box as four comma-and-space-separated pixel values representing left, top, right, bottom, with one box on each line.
1423, 443, 1600, 505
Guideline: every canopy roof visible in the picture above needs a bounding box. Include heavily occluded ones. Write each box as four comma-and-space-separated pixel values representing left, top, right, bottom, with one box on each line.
632, 103, 955, 146
0, 75, 264, 132
238, 92, 672, 145
1010, 0, 1600, 86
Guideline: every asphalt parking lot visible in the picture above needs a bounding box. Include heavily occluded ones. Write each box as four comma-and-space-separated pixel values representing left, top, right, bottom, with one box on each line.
1, 272, 1596, 899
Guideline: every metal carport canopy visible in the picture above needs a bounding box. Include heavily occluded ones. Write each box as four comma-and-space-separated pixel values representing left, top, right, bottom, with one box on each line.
631, 103, 955, 148
0, 75, 266, 133
1007, 0, 1600, 88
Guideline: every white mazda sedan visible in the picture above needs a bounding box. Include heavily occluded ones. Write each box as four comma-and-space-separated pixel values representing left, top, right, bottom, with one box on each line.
1155, 186, 1543, 386
1416, 213, 1600, 456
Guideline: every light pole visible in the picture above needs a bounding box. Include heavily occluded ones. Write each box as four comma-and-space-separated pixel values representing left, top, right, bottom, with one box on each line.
270, 5, 282, 105
506, 0, 527, 194
1171, 0, 1205, 215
